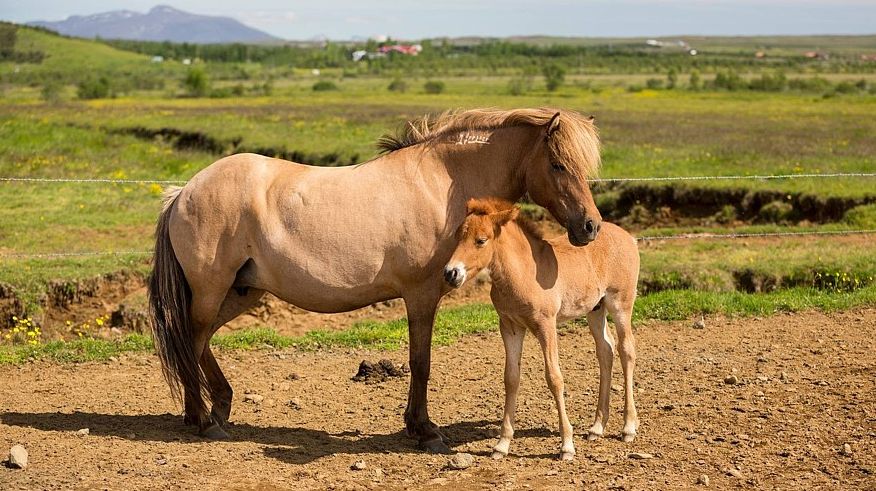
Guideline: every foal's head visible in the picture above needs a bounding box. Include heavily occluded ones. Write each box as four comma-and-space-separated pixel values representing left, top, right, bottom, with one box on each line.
444, 198, 519, 289
524, 110, 602, 246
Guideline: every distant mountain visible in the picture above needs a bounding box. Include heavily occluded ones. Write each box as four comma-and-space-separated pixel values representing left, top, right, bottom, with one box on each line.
28, 5, 281, 44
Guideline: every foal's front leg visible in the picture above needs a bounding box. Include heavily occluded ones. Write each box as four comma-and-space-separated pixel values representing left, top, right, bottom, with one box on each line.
586, 307, 614, 440
535, 319, 575, 460
492, 318, 525, 459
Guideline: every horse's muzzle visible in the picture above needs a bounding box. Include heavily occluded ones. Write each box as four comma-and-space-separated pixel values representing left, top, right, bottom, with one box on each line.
568, 217, 600, 246
443, 264, 466, 288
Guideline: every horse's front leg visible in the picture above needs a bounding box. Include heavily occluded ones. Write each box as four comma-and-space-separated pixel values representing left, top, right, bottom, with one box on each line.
403, 292, 451, 454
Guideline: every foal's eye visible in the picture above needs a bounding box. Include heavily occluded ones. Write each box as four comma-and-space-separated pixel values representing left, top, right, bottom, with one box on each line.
475, 237, 488, 247
551, 162, 566, 172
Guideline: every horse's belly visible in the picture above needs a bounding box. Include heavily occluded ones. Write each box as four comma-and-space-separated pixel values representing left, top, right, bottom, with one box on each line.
248, 246, 402, 313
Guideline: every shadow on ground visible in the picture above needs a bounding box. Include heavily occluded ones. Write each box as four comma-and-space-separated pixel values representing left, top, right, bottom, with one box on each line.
0, 411, 558, 464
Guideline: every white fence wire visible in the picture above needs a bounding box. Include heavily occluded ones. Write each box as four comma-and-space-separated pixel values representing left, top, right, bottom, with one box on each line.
2, 172, 875, 185
1, 171, 875, 259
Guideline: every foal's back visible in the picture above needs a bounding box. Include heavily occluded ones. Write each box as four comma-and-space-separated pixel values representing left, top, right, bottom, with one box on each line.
519, 222, 639, 323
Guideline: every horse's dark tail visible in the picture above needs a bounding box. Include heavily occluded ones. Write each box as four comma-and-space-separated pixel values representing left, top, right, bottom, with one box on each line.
148, 186, 209, 419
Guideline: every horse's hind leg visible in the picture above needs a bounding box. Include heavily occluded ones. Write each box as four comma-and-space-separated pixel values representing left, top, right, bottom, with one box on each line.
586, 306, 614, 441
180, 278, 239, 439
204, 287, 266, 427
606, 294, 639, 442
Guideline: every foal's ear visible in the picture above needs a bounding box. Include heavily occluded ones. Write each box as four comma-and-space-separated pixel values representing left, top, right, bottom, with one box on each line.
546, 112, 561, 138
493, 206, 519, 228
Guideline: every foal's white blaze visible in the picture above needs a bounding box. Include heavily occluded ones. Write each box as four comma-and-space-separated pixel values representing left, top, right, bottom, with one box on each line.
444, 261, 467, 286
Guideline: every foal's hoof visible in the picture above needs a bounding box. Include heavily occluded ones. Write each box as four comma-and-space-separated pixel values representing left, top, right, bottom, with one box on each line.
199, 423, 230, 441
587, 431, 601, 441
622, 432, 637, 443
491, 451, 507, 460
560, 451, 575, 461
420, 437, 452, 454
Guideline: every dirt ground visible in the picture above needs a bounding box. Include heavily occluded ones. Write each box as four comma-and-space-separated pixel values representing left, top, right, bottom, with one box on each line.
1, 308, 874, 490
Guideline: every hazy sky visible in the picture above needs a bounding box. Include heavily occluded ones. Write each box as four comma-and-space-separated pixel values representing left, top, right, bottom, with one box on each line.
2, 1, 875, 40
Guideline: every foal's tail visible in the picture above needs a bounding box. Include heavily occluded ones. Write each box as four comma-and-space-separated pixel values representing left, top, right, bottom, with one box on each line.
148, 186, 209, 417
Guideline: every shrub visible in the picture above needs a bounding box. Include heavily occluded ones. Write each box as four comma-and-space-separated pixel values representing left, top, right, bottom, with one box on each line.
542, 63, 565, 92
666, 69, 678, 89
77, 76, 111, 99
387, 79, 407, 92
758, 200, 794, 222
41, 80, 62, 103
714, 204, 737, 224
507, 75, 532, 96
183, 67, 209, 97
312, 80, 338, 91
689, 70, 701, 90
423, 80, 445, 94
712, 70, 745, 91
646, 78, 664, 89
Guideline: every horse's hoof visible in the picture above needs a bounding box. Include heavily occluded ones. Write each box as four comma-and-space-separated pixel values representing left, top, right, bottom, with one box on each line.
622, 433, 636, 443
560, 451, 575, 461
199, 423, 230, 441
587, 432, 601, 441
420, 437, 452, 454
210, 408, 230, 429
491, 451, 507, 460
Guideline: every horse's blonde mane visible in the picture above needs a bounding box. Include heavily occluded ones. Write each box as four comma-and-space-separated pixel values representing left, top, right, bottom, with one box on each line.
376, 107, 601, 178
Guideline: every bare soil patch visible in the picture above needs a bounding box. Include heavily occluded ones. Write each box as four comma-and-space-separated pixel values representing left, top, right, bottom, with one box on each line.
1, 309, 873, 490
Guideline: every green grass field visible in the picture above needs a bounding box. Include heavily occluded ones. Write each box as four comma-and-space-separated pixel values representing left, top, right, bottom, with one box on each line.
1, 27, 875, 329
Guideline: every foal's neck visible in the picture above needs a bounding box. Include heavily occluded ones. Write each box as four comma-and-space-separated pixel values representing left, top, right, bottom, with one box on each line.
490, 220, 549, 285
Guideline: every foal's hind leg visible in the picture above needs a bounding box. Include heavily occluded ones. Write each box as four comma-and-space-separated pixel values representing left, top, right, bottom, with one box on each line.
492, 317, 525, 460
606, 295, 639, 442
586, 307, 614, 441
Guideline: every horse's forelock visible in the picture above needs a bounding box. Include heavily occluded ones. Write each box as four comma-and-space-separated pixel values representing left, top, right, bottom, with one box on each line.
547, 111, 602, 179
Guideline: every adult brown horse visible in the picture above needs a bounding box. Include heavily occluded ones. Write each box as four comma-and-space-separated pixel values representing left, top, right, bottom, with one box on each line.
148, 107, 602, 453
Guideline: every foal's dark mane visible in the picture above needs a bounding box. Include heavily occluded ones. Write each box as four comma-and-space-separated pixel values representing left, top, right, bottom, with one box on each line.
377, 107, 601, 178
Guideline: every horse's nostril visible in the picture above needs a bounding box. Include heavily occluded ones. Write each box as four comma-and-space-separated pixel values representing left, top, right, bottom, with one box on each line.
584, 219, 595, 234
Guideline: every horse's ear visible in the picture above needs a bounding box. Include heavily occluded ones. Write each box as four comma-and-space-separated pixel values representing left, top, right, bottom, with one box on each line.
546, 112, 561, 138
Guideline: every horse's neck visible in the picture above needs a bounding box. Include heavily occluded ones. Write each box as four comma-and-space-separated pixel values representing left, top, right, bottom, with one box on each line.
490, 221, 546, 288
437, 126, 537, 201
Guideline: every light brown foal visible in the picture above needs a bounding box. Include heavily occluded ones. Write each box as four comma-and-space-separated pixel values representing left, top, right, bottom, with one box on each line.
444, 198, 640, 460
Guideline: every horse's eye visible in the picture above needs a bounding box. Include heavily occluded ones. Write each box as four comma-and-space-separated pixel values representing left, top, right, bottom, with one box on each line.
475, 237, 488, 247
551, 162, 566, 172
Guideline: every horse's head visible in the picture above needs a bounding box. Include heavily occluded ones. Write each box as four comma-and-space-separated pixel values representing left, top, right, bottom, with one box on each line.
444, 198, 518, 289
524, 110, 602, 246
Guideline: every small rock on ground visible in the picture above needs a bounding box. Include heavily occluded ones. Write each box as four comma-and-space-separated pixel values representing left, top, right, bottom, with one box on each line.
75, 428, 90, 436
351, 460, 367, 471
447, 452, 474, 470
628, 452, 654, 460
725, 468, 743, 478
841, 443, 853, 456
244, 394, 264, 404
693, 316, 706, 329
697, 474, 710, 486
724, 375, 739, 385
7, 445, 28, 469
